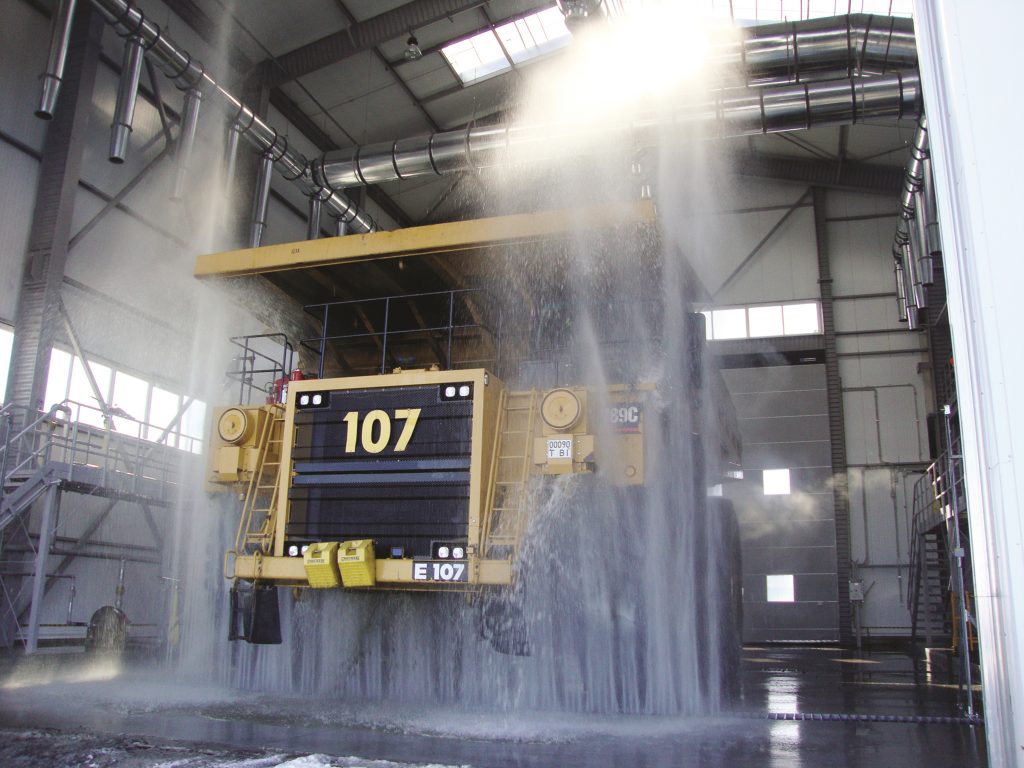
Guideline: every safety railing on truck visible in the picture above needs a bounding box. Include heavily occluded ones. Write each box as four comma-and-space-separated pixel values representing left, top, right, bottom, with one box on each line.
301, 288, 501, 377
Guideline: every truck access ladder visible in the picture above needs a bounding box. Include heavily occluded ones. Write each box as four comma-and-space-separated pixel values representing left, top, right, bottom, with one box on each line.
481, 390, 537, 559
235, 408, 285, 554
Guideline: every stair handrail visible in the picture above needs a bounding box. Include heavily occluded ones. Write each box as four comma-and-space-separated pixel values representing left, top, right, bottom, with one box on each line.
0, 403, 72, 491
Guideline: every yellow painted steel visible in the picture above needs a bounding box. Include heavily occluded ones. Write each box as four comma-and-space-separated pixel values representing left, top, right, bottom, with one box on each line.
229, 553, 514, 587
338, 540, 376, 587
303, 542, 341, 588
273, 369, 501, 575
194, 202, 657, 278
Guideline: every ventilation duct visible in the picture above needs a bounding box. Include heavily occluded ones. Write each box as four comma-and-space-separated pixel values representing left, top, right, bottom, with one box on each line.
722, 13, 916, 87
313, 72, 920, 192
891, 114, 942, 329
37, 0, 376, 234
108, 32, 144, 163
894, 259, 908, 322
172, 88, 202, 200
223, 122, 242, 200
36, 0, 78, 119
250, 153, 275, 249
307, 192, 325, 241
921, 155, 943, 269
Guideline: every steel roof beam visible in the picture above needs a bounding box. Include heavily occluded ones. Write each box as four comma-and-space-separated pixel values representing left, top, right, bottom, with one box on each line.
263, 0, 487, 88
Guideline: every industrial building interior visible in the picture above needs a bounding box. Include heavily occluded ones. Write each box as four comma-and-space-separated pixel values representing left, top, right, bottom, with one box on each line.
0, 0, 1021, 766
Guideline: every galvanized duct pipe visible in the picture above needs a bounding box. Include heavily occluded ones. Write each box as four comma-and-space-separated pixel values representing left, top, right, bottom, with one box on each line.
307, 189, 330, 241
921, 155, 943, 271
223, 123, 242, 201
37, 0, 376, 234
912, 191, 934, 284
892, 114, 935, 327
36, 0, 78, 119
108, 32, 144, 163
894, 259, 909, 322
897, 242, 922, 330
172, 88, 201, 200
250, 153, 275, 248
718, 13, 917, 87
313, 72, 921, 192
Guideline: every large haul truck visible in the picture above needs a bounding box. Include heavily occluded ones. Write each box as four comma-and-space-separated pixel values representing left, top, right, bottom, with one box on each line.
198, 208, 742, 651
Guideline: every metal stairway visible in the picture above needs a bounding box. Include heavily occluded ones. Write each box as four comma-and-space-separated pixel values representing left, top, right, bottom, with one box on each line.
910, 526, 951, 645
0, 399, 186, 651
907, 404, 976, 716
481, 389, 538, 559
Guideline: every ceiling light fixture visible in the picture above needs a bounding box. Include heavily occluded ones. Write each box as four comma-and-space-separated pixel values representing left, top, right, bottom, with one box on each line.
404, 34, 423, 61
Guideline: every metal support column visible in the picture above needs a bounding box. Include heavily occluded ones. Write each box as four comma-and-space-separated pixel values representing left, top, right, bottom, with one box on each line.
812, 186, 853, 644
25, 484, 60, 654
4, 7, 103, 414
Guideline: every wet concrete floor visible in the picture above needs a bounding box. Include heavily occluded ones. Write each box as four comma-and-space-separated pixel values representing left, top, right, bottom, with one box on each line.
0, 645, 987, 767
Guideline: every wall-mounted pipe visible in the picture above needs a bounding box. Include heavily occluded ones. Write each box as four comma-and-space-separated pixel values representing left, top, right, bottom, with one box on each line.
334, 217, 349, 237
36, 0, 78, 119
250, 153, 274, 249
108, 33, 145, 163
313, 72, 921, 192
172, 88, 202, 200
76, 0, 376, 233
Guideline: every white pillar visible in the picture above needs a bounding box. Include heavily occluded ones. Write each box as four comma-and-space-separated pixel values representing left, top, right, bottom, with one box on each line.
914, 2, 1024, 765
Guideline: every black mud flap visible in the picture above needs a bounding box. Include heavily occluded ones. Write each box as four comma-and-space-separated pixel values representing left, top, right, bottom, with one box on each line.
85, 605, 129, 653
477, 587, 530, 657
229, 583, 282, 645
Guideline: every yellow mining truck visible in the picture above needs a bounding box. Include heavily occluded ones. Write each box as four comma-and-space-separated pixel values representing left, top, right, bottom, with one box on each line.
198, 206, 742, 649
208, 366, 660, 643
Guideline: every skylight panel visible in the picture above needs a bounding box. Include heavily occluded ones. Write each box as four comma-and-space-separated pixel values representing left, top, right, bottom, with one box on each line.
723, 0, 913, 23
442, 7, 572, 85
442, 31, 510, 84
496, 7, 572, 65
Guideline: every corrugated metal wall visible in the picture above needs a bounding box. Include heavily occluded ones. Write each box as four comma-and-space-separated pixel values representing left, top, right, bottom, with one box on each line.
723, 364, 840, 642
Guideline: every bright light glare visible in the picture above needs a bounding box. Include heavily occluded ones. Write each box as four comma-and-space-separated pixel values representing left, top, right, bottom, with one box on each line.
518, 2, 721, 138
2, 658, 123, 689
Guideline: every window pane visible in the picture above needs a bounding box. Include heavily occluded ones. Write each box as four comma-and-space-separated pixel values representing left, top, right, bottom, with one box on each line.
782, 303, 821, 335
763, 468, 791, 495
497, 7, 571, 65
111, 371, 149, 437
69, 357, 111, 428
45, 349, 73, 410
147, 387, 181, 444
442, 31, 510, 84
711, 308, 747, 339
767, 574, 795, 602
747, 305, 784, 338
